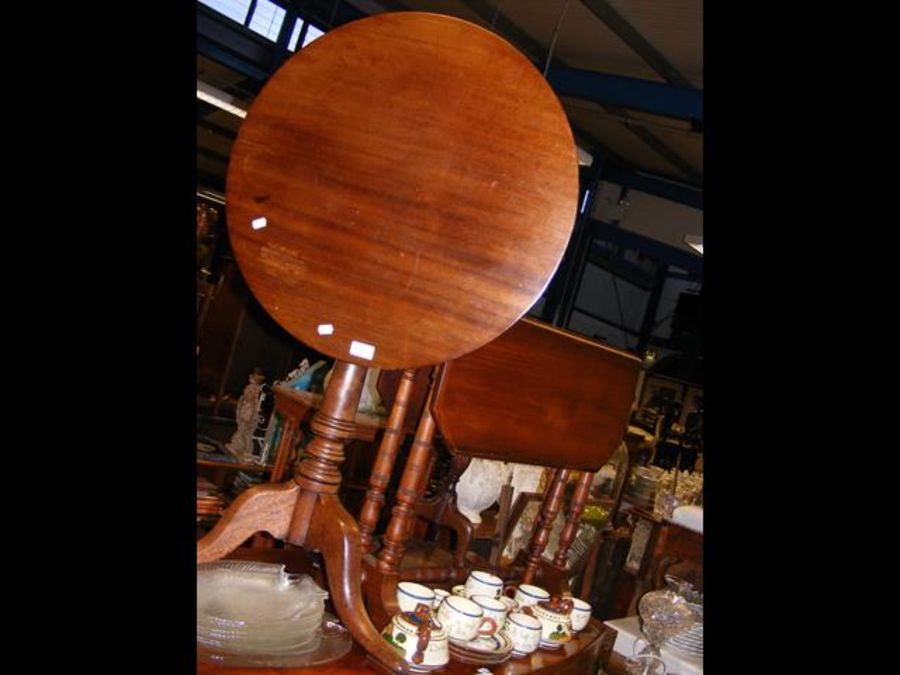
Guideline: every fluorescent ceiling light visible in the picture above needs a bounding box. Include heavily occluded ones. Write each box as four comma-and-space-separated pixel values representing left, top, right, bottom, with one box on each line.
197, 188, 226, 205
197, 80, 248, 119
684, 234, 703, 255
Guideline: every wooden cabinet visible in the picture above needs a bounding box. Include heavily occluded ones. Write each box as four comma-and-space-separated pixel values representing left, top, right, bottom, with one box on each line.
617, 508, 703, 617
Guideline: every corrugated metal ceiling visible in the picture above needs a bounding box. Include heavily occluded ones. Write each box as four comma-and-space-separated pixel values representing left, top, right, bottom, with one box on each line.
562, 97, 692, 179
605, 0, 702, 87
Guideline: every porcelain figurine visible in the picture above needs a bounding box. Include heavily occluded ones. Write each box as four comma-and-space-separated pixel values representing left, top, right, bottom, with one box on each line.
456, 458, 510, 524
225, 369, 266, 460
286, 359, 327, 391
283, 358, 310, 383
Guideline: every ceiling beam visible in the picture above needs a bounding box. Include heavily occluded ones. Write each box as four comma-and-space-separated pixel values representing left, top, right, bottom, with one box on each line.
197, 145, 231, 166
198, 169, 226, 193
198, 4, 276, 63
547, 67, 702, 124
197, 34, 271, 81
449, 0, 700, 183
342, 0, 407, 15
298, 0, 370, 28
601, 164, 701, 208
620, 122, 701, 184
667, 268, 698, 281
572, 306, 642, 338
587, 219, 703, 275
586, 249, 655, 291
578, 0, 694, 88
449, 0, 546, 62
197, 115, 238, 142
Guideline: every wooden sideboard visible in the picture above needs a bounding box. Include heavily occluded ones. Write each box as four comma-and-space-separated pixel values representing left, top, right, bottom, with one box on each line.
620, 508, 703, 617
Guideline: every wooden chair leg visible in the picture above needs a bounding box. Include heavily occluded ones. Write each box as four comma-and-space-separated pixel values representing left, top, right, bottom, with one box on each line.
359, 368, 417, 553
378, 387, 438, 573
553, 471, 594, 567
489, 484, 514, 568
522, 468, 570, 585
442, 498, 475, 569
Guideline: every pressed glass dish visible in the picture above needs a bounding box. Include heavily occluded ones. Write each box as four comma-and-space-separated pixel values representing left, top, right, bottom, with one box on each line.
197, 629, 322, 655
197, 612, 353, 668
197, 560, 331, 658
661, 574, 703, 656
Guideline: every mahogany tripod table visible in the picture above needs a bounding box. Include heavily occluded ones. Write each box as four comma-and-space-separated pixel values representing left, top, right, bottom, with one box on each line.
197, 10, 578, 673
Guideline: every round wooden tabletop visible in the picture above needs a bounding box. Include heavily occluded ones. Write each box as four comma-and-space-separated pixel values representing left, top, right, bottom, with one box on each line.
227, 12, 578, 370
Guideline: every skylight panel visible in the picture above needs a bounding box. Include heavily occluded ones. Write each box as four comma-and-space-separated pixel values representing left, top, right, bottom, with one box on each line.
198, 0, 251, 25
248, 0, 286, 42
287, 19, 303, 51
303, 25, 324, 47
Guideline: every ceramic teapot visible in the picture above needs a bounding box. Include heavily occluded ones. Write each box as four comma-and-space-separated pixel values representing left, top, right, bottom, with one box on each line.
381, 603, 449, 668
522, 595, 574, 648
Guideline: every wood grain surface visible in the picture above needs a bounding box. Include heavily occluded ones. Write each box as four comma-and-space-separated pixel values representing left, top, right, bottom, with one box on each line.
226, 12, 578, 370
432, 317, 641, 471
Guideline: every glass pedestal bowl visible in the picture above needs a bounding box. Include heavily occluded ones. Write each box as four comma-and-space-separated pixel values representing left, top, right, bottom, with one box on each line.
631, 589, 697, 673
661, 574, 703, 657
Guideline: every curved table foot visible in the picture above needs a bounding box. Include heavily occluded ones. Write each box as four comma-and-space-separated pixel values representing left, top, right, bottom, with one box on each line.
198, 481, 301, 563
306, 494, 412, 674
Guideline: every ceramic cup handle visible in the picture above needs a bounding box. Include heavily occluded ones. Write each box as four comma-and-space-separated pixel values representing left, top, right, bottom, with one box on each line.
477, 617, 497, 637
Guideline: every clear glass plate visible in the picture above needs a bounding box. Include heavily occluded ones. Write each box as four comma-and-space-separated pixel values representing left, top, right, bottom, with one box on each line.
198, 629, 321, 655
197, 613, 353, 668
197, 560, 329, 651
198, 562, 327, 625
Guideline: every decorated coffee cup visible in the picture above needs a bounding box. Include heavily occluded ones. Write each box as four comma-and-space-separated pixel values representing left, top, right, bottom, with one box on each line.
504, 611, 542, 656
513, 583, 550, 607
396, 582, 435, 613
465, 570, 503, 599
569, 597, 592, 632
433, 588, 450, 610
470, 595, 507, 637
436, 595, 495, 641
